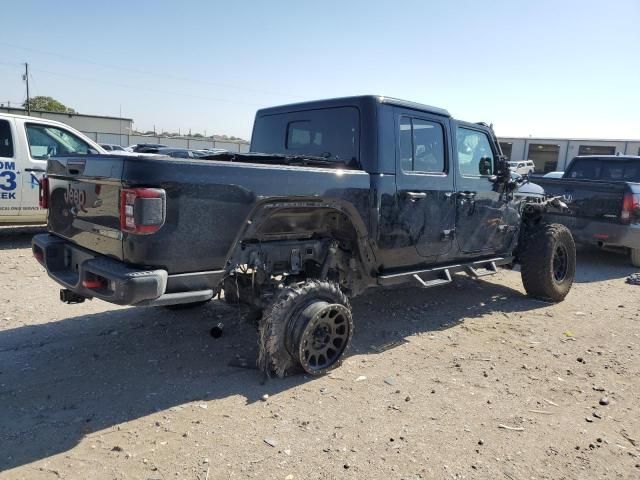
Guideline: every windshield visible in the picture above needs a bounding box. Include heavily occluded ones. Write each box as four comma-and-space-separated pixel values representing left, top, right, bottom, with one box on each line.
26, 124, 98, 159
251, 106, 360, 168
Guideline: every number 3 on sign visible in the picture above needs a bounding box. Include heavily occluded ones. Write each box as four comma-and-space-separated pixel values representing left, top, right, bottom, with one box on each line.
0, 171, 17, 191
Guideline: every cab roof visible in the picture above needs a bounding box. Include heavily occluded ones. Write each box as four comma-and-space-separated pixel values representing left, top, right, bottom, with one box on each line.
256, 95, 451, 118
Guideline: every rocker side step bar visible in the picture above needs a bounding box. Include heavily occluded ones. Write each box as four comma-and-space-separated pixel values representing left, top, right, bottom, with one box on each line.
377, 257, 512, 288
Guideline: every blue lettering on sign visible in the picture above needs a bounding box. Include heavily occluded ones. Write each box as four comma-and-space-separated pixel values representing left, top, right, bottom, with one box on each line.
0, 171, 17, 191
0, 161, 16, 170
30, 173, 40, 189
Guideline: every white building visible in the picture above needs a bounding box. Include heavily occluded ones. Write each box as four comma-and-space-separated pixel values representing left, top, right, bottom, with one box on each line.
498, 137, 640, 173
0, 106, 250, 152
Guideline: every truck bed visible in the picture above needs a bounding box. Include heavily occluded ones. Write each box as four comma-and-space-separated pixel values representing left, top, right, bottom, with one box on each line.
46, 154, 372, 273
533, 177, 629, 223
534, 176, 640, 247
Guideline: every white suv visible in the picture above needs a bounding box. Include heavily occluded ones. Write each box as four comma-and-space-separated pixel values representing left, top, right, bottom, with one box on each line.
508, 160, 535, 175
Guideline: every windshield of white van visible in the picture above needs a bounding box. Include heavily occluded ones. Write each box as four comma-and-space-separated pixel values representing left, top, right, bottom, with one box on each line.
25, 124, 98, 159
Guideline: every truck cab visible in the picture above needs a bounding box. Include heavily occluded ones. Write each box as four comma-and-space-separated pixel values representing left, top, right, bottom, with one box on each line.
0, 113, 105, 224
251, 96, 520, 271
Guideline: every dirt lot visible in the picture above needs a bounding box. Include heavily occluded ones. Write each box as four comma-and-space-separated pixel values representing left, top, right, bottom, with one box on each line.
1, 230, 639, 480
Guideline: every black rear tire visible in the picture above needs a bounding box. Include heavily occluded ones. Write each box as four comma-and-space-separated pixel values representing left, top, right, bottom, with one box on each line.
258, 280, 353, 378
520, 223, 576, 302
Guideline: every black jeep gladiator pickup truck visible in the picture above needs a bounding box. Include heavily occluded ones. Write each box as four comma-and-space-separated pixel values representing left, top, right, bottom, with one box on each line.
33, 95, 575, 377
534, 156, 640, 266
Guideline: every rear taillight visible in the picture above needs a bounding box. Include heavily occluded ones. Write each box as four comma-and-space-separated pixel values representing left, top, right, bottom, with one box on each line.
119, 188, 166, 234
621, 193, 640, 223
38, 177, 49, 209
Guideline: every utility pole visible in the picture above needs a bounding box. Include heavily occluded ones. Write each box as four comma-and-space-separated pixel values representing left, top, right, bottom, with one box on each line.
23, 63, 31, 115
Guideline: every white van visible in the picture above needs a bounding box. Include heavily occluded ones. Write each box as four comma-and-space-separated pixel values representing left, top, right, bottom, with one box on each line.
0, 113, 105, 224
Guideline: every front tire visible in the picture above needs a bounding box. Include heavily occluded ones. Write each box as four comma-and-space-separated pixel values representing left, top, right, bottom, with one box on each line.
520, 224, 576, 302
258, 280, 353, 378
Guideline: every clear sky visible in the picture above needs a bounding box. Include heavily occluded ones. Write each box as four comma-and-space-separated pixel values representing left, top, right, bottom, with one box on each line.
1, 0, 638, 140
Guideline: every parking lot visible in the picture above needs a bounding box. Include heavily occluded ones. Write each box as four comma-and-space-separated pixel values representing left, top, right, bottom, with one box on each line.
1, 229, 639, 479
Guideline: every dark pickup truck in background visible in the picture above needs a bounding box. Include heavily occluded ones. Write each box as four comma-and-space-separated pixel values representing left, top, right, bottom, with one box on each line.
535, 156, 640, 266
33, 95, 575, 377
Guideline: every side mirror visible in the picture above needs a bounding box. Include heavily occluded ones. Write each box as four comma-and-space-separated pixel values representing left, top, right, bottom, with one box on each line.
478, 157, 493, 176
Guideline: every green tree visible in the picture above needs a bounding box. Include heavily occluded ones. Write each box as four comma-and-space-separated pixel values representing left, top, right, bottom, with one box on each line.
23, 96, 76, 113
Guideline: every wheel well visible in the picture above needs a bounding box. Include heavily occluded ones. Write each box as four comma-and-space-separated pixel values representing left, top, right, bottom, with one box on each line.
225, 207, 371, 297
255, 207, 359, 245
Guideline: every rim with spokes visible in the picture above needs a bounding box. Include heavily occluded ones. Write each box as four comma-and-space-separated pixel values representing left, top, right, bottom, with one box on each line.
288, 301, 351, 374
552, 244, 569, 283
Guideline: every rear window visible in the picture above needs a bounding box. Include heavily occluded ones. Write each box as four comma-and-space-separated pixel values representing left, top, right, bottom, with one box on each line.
251, 106, 359, 167
567, 158, 640, 182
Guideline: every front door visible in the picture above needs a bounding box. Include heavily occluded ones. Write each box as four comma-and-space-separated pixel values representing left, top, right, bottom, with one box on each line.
454, 124, 515, 254
395, 111, 455, 260
0, 118, 20, 217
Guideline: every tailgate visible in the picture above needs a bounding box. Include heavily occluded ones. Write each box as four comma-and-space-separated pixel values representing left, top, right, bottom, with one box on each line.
46, 155, 124, 259
535, 178, 627, 223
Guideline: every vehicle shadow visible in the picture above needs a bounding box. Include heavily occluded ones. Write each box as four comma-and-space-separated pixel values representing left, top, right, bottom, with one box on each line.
0, 275, 541, 471
0, 229, 42, 251
574, 247, 637, 283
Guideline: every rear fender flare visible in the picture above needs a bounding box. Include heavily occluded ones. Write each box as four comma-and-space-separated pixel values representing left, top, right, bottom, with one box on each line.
223, 197, 376, 274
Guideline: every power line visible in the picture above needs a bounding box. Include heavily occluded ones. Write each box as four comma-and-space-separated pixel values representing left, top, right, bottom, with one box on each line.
0, 42, 305, 100
31, 66, 267, 108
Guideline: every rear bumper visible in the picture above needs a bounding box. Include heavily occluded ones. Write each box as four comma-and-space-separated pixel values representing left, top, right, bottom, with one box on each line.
32, 234, 222, 306
546, 217, 640, 250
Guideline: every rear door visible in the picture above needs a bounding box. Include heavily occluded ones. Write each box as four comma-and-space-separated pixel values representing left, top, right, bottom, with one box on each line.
454, 123, 517, 254
394, 109, 455, 259
0, 117, 20, 217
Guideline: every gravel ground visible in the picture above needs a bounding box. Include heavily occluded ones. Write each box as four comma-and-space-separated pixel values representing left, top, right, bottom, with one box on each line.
1, 230, 639, 479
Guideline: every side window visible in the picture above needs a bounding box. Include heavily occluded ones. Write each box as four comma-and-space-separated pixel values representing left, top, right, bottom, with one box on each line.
399, 116, 445, 173
0, 120, 14, 158
456, 127, 495, 177
25, 124, 97, 159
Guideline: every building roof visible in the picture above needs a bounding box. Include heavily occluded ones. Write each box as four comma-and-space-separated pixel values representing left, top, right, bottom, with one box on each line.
499, 136, 640, 143
0, 107, 133, 122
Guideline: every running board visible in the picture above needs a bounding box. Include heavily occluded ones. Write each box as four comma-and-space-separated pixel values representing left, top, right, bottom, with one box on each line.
412, 269, 452, 289
377, 256, 512, 287
466, 261, 498, 278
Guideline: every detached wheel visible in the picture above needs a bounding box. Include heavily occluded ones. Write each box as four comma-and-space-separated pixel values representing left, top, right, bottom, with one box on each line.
631, 248, 640, 268
520, 223, 576, 302
259, 280, 353, 377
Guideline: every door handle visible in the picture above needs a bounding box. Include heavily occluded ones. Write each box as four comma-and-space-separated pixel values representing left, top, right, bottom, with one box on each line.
25, 168, 46, 173
405, 192, 427, 201
458, 191, 477, 200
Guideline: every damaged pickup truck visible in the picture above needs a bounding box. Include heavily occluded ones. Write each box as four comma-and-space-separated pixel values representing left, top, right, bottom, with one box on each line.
33, 95, 575, 377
